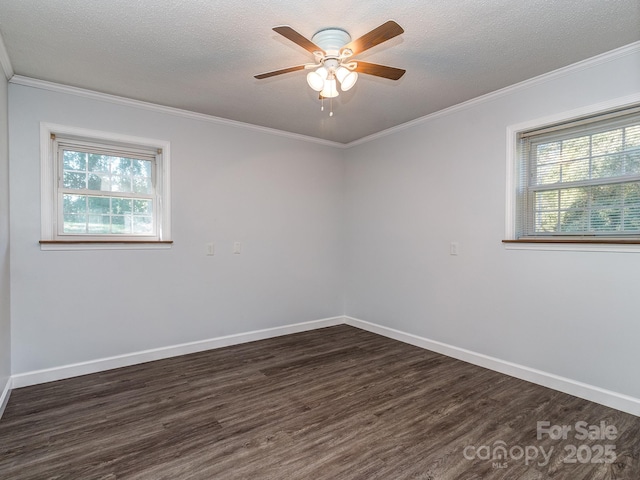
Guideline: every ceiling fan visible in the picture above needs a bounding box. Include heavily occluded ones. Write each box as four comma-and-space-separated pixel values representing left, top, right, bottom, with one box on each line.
255, 20, 406, 116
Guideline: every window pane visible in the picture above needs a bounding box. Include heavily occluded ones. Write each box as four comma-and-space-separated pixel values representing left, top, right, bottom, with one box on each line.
536, 163, 560, 185
87, 173, 109, 191
559, 188, 588, 232
133, 216, 153, 234
63, 214, 87, 233
133, 177, 152, 194
56, 139, 161, 238
559, 187, 587, 210
531, 183, 640, 235
61, 197, 157, 235
623, 206, 640, 231
623, 183, 640, 203
592, 129, 623, 156
110, 158, 134, 193
88, 196, 110, 214
520, 111, 640, 238
88, 154, 110, 173
113, 175, 133, 192
592, 185, 622, 208
534, 190, 558, 210
592, 154, 625, 179
622, 184, 640, 232
132, 159, 152, 177
63, 172, 86, 189
87, 215, 110, 234
536, 142, 561, 164
625, 125, 640, 148
69, 153, 147, 195
561, 158, 589, 182
535, 211, 558, 233
111, 215, 132, 234
112, 198, 132, 214
560, 210, 588, 232
63, 150, 86, 171
591, 208, 622, 231
625, 150, 640, 175
561, 136, 589, 161
133, 199, 153, 214
112, 157, 131, 175
63, 194, 87, 214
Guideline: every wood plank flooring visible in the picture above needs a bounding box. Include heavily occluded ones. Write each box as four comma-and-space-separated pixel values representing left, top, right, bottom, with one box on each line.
0, 325, 638, 479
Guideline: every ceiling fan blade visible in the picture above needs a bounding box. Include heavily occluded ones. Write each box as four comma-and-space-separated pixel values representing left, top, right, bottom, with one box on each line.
341, 20, 404, 56
254, 65, 308, 79
355, 61, 406, 80
273, 26, 325, 55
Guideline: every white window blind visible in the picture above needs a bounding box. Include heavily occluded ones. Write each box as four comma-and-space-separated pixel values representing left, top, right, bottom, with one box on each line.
516, 106, 640, 239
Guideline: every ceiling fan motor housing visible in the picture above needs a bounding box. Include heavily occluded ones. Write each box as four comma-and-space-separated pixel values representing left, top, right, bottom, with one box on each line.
312, 28, 351, 57
307, 28, 358, 98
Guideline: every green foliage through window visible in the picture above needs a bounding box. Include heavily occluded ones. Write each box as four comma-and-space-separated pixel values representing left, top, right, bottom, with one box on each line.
58, 144, 157, 237
519, 109, 640, 238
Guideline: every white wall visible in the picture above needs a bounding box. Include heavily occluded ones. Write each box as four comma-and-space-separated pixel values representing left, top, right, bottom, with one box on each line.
7, 43, 640, 410
0, 72, 10, 399
344, 47, 640, 399
9, 84, 345, 374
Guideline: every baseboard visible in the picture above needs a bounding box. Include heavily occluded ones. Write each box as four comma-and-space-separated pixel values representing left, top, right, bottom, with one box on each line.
0, 376, 11, 419
9, 315, 639, 417
344, 316, 640, 417
11, 316, 345, 389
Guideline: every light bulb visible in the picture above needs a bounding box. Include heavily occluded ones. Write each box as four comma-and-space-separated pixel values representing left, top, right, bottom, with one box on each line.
336, 66, 358, 91
320, 78, 339, 98
315, 67, 328, 79
335, 66, 349, 83
307, 72, 324, 92
306, 67, 328, 92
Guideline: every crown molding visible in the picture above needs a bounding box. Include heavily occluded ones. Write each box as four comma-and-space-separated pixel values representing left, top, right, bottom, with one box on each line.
0, 31, 14, 80
8, 75, 344, 149
8, 41, 639, 149
345, 41, 640, 148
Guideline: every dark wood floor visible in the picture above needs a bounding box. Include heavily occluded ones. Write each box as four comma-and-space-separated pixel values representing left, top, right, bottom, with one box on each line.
0, 325, 638, 479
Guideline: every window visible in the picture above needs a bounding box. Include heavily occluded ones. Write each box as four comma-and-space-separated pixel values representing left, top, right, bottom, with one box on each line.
41, 124, 171, 248
512, 105, 640, 243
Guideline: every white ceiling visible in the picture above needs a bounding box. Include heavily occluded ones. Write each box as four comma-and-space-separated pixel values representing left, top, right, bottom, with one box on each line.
0, 0, 638, 144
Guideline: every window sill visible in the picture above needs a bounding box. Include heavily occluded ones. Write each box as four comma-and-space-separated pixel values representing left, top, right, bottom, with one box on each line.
39, 240, 173, 251
502, 238, 640, 253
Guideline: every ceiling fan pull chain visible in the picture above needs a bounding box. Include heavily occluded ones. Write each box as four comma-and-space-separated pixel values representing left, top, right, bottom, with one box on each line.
330, 97, 334, 117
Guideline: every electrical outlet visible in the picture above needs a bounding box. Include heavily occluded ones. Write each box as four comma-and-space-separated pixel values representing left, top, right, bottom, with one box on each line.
450, 242, 459, 256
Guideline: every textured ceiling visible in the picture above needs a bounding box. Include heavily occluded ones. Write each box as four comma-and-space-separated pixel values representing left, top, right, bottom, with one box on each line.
0, 0, 638, 144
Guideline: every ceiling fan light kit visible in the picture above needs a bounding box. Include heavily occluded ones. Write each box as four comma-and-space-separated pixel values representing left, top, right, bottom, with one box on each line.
255, 21, 406, 117
320, 78, 339, 99
335, 67, 358, 91
306, 67, 327, 91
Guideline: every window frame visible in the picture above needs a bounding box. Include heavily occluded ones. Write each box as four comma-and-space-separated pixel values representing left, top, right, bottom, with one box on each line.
40, 123, 172, 250
504, 93, 640, 253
